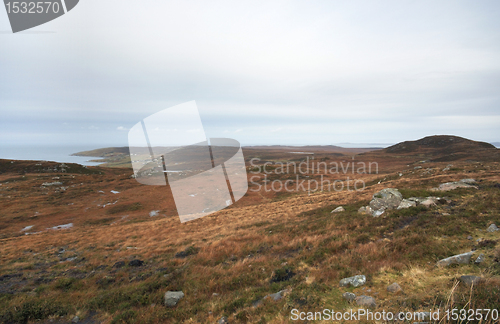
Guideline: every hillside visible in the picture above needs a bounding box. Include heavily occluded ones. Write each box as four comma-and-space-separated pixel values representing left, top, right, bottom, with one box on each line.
1, 141, 500, 323
369, 135, 500, 162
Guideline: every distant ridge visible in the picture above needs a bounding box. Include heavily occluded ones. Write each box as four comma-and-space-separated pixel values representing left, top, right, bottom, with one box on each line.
381, 135, 499, 162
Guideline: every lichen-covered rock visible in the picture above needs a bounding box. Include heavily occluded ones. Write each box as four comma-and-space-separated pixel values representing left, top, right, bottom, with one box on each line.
387, 282, 403, 293
397, 199, 416, 209
487, 224, 499, 232
164, 291, 184, 307
355, 295, 376, 308
342, 292, 356, 302
369, 188, 403, 212
339, 275, 366, 288
437, 252, 474, 267
436, 179, 477, 191
331, 206, 345, 213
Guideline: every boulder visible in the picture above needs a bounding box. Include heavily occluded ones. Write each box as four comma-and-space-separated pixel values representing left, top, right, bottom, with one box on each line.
339, 275, 366, 288
397, 199, 416, 209
387, 282, 403, 293
164, 291, 184, 307
487, 224, 499, 232
437, 179, 477, 192
354, 295, 376, 308
460, 275, 482, 286
331, 206, 345, 213
437, 252, 474, 267
369, 188, 403, 212
342, 292, 356, 302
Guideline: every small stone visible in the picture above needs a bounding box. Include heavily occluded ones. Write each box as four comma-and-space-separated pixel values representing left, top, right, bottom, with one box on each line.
164, 291, 184, 307
487, 224, 499, 232
128, 259, 144, 267
437, 252, 474, 267
354, 295, 376, 308
149, 210, 160, 217
460, 275, 482, 286
71, 316, 80, 323
113, 261, 126, 269
467, 236, 473, 240
339, 275, 366, 288
387, 282, 403, 293
331, 206, 345, 213
217, 316, 229, 324
474, 254, 485, 264
342, 292, 356, 302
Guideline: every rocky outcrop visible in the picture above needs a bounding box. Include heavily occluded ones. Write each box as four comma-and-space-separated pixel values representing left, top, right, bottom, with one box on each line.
435, 179, 478, 191
369, 188, 403, 212
437, 252, 474, 267
397, 199, 416, 209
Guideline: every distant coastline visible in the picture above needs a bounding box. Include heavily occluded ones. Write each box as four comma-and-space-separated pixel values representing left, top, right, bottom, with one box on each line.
0, 145, 105, 166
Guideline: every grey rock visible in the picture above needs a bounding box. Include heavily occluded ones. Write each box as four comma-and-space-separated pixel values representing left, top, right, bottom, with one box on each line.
372, 209, 385, 217
467, 236, 473, 240
342, 292, 356, 302
437, 251, 474, 267
339, 275, 366, 288
460, 275, 482, 286
420, 198, 437, 208
217, 316, 229, 324
331, 206, 345, 213
369, 188, 403, 212
268, 289, 289, 301
397, 199, 416, 209
474, 254, 485, 264
487, 224, 499, 232
42, 181, 63, 186
71, 316, 80, 323
149, 210, 160, 217
253, 288, 290, 307
460, 178, 476, 185
164, 291, 184, 307
354, 295, 376, 308
387, 282, 403, 293
437, 180, 477, 192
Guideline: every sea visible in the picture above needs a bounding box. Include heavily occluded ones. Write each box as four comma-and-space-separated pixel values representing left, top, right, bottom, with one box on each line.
0, 145, 107, 166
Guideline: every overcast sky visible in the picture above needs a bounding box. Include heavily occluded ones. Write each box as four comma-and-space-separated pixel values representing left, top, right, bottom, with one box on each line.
1, 0, 499, 148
